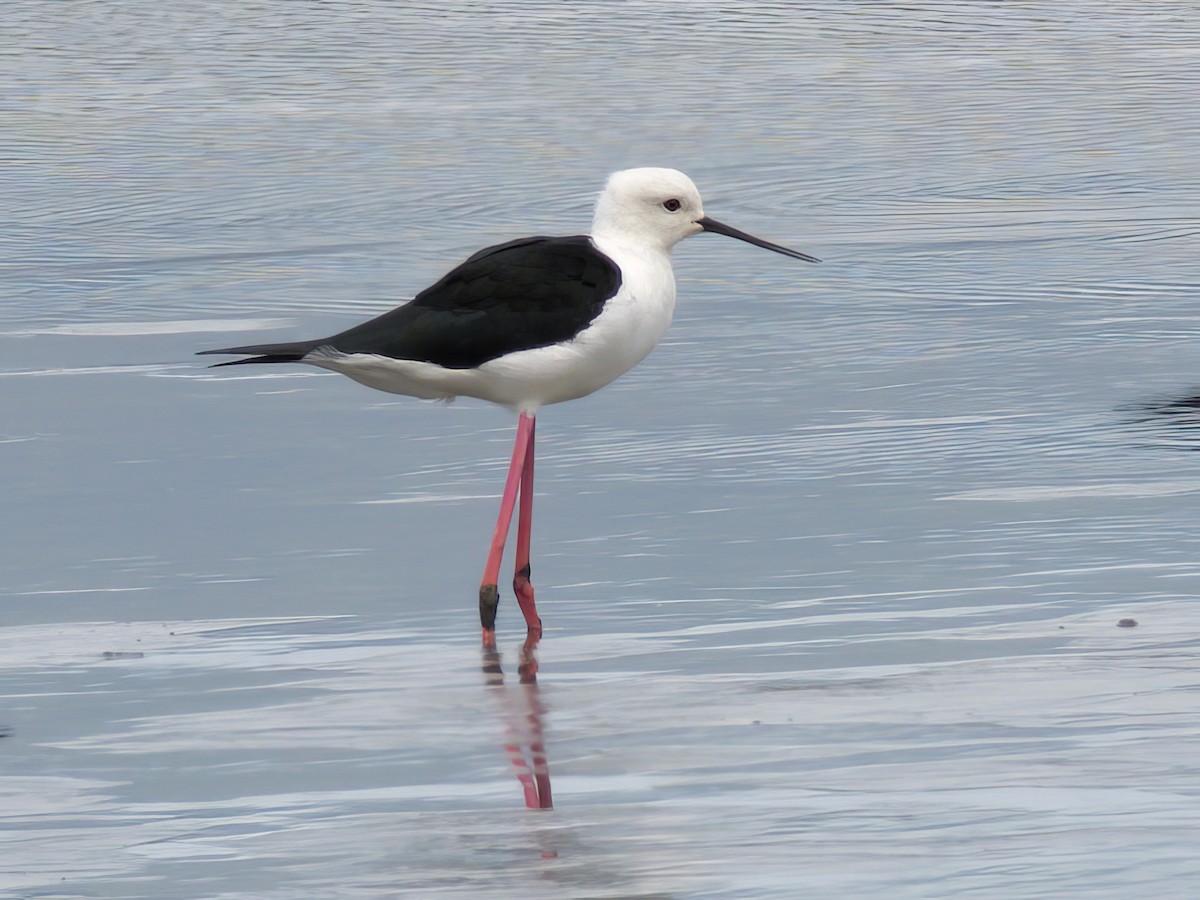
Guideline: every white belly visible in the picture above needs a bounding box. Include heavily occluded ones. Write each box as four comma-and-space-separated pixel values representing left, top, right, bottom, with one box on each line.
305, 238, 677, 412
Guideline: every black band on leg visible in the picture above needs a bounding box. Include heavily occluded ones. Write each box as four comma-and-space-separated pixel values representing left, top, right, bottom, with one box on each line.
479, 584, 500, 630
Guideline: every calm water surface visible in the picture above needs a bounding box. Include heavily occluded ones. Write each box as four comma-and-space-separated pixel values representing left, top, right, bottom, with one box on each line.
4, 2, 1200, 897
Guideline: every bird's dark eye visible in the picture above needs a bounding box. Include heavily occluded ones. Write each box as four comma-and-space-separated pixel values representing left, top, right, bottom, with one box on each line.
663, 199, 681, 212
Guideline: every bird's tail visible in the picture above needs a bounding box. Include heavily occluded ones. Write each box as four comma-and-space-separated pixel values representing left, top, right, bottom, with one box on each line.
196, 339, 323, 368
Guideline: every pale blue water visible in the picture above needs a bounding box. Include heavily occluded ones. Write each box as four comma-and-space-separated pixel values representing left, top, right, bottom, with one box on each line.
4, 2, 1200, 897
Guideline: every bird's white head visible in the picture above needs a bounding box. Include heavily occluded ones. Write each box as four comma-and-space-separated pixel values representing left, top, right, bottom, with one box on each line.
591, 167, 820, 263
591, 168, 706, 252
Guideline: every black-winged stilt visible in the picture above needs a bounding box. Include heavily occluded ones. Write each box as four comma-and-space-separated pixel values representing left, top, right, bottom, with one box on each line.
199, 167, 817, 652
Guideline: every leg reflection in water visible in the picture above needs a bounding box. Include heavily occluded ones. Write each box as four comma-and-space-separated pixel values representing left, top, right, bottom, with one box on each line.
482, 637, 553, 810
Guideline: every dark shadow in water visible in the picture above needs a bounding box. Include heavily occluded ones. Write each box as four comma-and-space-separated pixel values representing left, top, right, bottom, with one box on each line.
1127, 392, 1200, 449
482, 638, 553, 810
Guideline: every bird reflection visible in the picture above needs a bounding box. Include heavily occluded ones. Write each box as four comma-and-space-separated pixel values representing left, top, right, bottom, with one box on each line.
1131, 393, 1200, 448
482, 637, 553, 810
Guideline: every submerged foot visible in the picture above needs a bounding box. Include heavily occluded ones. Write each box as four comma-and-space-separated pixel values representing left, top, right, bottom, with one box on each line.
518, 630, 541, 683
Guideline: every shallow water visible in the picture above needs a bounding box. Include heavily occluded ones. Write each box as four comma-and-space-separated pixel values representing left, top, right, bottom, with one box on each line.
4, 2, 1200, 897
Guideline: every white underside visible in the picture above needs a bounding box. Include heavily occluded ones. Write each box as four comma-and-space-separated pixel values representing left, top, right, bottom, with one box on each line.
304, 235, 677, 413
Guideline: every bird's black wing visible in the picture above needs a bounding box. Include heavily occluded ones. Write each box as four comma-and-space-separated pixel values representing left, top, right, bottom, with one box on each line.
198, 236, 621, 370
326, 235, 620, 369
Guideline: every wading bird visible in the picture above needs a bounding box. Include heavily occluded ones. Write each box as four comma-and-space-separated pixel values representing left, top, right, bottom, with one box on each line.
200, 167, 817, 652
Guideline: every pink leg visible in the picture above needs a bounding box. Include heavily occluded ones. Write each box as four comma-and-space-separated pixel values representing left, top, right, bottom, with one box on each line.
513, 415, 541, 636
513, 417, 542, 681
480, 412, 534, 648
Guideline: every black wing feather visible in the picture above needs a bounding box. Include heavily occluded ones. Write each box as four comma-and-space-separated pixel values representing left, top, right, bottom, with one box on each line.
198, 235, 621, 370
196, 339, 321, 365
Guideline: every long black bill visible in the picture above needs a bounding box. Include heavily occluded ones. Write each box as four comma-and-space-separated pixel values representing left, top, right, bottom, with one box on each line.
697, 216, 820, 263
